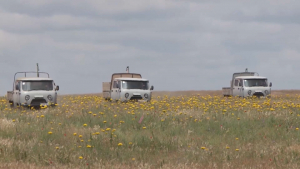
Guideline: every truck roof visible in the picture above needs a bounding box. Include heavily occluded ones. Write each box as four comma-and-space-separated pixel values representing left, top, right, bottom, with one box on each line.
16, 77, 53, 81
115, 77, 149, 81
235, 76, 267, 79
111, 73, 142, 79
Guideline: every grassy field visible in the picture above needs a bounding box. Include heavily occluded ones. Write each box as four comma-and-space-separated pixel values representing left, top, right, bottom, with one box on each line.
1, 90, 300, 168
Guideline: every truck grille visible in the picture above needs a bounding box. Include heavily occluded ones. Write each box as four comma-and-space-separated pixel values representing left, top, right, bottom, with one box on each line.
130, 95, 143, 101
253, 92, 264, 98
30, 98, 47, 106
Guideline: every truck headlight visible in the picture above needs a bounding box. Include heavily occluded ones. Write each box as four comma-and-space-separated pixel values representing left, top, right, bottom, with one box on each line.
144, 93, 148, 98
265, 90, 269, 95
47, 95, 53, 101
248, 90, 252, 95
125, 93, 129, 98
25, 95, 30, 101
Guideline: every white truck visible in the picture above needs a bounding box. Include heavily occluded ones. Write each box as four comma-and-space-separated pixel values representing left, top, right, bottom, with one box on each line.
102, 67, 154, 102
7, 71, 59, 108
222, 69, 272, 98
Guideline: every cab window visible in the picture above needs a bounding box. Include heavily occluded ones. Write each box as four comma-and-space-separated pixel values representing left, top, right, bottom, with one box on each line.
234, 79, 239, 86
15, 81, 20, 90
238, 80, 243, 86
113, 81, 119, 88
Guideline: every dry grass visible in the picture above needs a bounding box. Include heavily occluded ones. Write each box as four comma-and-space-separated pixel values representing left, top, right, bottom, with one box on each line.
151, 90, 300, 97
71, 90, 300, 97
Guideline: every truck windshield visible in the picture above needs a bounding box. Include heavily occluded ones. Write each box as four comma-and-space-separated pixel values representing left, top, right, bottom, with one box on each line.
244, 79, 268, 87
22, 81, 53, 91
121, 81, 149, 90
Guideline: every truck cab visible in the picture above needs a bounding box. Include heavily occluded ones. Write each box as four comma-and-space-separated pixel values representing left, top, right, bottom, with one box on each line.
102, 67, 154, 102
111, 78, 153, 102
232, 76, 271, 97
222, 69, 272, 98
7, 72, 59, 108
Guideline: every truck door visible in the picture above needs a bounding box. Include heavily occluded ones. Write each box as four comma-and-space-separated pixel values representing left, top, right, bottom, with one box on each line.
111, 80, 120, 101
238, 80, 244, 97
232, 79, 240, 96
14, 81, 21, 106
116, 81, 120, 100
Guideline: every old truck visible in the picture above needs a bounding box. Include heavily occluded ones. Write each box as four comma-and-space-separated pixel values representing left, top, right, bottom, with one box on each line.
7, 71, 59, 108
102, 67, 154, 102
222, 69, 272, 98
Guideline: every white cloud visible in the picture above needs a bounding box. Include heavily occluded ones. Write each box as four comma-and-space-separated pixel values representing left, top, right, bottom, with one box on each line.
0, 30, 39, 50
0, 0, 299, 95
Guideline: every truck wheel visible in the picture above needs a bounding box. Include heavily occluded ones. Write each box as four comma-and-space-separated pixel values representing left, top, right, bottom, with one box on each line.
104, 98, 111, 102
12, 102, 18, 108
10, 102, 14, 108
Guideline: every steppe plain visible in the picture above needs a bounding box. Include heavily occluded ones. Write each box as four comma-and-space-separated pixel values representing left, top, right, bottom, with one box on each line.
0, 90, 300, 168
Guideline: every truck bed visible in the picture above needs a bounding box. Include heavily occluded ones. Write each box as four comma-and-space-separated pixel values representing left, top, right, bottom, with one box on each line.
102, 92, 111, 100
7, 91, 13, 102
102, 82, 111, 99
222, 87, 232, 97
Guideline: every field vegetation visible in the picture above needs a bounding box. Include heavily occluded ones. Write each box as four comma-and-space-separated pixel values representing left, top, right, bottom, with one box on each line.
0, 90, 300, 168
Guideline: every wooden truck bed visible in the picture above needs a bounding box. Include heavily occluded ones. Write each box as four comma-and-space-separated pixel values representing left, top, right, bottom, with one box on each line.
7, 91, 14, 102
102, 82, 111, 99
222, 87, 232, 97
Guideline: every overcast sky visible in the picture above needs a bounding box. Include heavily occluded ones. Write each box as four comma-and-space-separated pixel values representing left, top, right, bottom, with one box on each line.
0, 0, 299, 95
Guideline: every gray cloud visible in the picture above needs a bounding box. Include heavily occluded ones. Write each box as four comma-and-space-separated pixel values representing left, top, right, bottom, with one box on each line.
0, 0, 299, 95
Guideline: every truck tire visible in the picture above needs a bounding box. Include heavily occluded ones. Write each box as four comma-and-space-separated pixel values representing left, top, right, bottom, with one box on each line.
11, 102, 18, 108
10, 102, 14, 108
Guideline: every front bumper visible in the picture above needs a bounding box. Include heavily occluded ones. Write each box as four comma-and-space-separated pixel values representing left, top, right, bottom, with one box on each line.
120, 93, 151, 102
21, 102, 56, 107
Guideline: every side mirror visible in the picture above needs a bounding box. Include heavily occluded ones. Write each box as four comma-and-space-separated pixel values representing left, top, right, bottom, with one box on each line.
55, 85, 59, 91
16, 85, 20, 91
269, 82, 272, 87
150, 85, 154, 90
116, 83, 120, 89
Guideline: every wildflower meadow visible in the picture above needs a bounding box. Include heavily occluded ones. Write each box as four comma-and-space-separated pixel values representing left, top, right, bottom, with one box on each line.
1, 91, 300, 168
